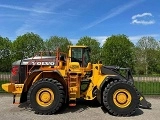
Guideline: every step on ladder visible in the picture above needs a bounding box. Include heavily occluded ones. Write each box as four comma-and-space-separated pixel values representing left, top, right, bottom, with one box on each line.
68, 75, 79, 106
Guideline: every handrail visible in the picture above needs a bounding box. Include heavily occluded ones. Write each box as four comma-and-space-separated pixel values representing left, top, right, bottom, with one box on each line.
26, 50, 56, 76
25, 49, 67, 78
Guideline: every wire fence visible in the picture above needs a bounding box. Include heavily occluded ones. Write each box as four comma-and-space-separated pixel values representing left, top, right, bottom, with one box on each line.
134, 76, 160, 95
0, 73, 160, 95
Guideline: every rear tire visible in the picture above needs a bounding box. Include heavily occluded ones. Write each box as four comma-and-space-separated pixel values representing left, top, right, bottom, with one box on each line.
102, 80, 139, 116
27, 78, 65, 115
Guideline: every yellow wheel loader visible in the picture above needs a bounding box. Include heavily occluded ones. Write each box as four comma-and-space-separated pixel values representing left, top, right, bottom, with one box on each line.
2, 45, 151, 116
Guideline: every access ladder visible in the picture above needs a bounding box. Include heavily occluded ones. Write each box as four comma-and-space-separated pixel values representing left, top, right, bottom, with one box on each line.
68, 74, 79, 106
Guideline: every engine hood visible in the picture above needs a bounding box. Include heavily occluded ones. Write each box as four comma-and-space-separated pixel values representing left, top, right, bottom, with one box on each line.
12, 56, 56, 66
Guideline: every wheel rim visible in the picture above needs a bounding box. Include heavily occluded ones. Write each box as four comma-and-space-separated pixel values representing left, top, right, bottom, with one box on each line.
113, 89, 132, 108
36, 88, 54, 107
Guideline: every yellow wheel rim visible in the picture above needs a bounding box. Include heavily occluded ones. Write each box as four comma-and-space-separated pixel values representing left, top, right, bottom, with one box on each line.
113, 89, 132, 108
36, 88, 54, 107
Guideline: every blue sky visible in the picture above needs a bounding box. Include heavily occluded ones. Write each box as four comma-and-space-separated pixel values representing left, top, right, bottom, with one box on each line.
0, 0, 159, 45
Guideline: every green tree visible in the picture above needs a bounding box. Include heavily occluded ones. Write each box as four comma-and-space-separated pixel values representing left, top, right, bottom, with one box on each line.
135, 36, 159, 74
102, 34, 134, 68
0, 36, 12, 72
156, 48, 160, 74
12, 32, 44, 61
76, 36, 101, 63
45, 36, 72, 53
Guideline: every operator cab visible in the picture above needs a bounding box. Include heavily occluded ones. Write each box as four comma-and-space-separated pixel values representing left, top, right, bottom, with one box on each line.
70, 46, 91, 67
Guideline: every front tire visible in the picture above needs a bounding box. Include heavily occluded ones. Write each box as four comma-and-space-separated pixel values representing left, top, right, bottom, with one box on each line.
27, 78, 65, 115
103, 80, 139, 116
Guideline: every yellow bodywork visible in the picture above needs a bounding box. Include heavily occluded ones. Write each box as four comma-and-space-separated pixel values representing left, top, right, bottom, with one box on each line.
1, 45, 109, 103
2, 83, 24, 94
81, 64, 108, 100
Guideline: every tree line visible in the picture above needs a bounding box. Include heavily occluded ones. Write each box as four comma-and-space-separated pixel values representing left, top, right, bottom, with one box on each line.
0, 32, 160, 75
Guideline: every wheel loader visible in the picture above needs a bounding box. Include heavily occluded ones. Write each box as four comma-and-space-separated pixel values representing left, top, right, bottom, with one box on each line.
2, 45, 151, 116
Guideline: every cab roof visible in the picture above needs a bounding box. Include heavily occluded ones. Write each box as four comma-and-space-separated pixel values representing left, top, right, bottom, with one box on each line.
68, 45, 89, 48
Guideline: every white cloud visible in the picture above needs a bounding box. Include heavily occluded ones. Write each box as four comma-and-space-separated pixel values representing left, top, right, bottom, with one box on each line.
83, 0, 144, 30
132, 19, 155, 25
129, 34, 159, 44
69, 36, 108, 46
69, 38, 79, 45
15, 0, 76, 36
93, 34, 160, 46
0, 4, 53, 14
94, 34, 160, 46
16, 23, 36, 36
132, 13, 152, 19
92, 36, 109, 46
0, 14, 21, 17
69, 34, 160, 47
131, 12, 155, 25
15, 3, 52, 35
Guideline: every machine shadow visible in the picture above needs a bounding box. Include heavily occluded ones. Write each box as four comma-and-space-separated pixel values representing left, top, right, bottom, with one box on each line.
101, 106, 144, 117
18, 98, 100, 114
58, 99, 144, 116
132, 109, 144, 116
18, 99, 144, 116
57, 98, 101, 114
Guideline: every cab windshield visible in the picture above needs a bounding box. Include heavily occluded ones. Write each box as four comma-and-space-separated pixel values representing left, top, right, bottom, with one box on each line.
71, 47, 90, 67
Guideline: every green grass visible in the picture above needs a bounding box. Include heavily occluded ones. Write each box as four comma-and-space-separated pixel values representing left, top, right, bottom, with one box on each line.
0, 80, 10, 93
0, 72, 10, 74
134, 81, 160, 95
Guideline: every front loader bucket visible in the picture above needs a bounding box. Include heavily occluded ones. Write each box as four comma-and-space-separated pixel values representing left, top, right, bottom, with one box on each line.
139, 92, 151, 109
